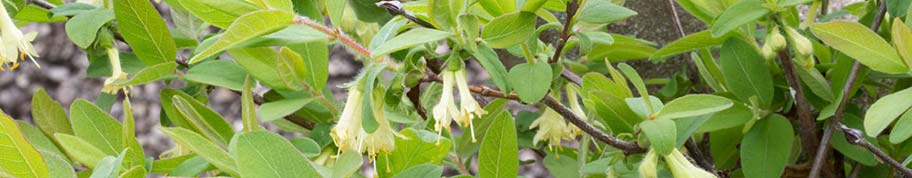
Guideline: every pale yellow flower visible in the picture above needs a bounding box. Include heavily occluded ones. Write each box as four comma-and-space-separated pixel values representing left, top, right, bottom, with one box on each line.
0, 2, 38, 71
431, 70, 460, 143
665, 149, 717, 178
331, 86, 364, 151
331, 83, 398, 160
101, 48, 129, 94
529, 108, 577, 150
638, 149, 659, 178
454, 68, 486, 142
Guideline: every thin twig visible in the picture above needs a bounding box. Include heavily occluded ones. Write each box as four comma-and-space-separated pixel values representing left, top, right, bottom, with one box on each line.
548, 0, 579, 64
376, 1, 436, 29
838, 124, 912, 177
820, 0, 830, 17
293, 17, 377, 61
808, 1, 887, 177
685, 138, 715, 172
29, 0, 55, 9
422, 72, 646, 153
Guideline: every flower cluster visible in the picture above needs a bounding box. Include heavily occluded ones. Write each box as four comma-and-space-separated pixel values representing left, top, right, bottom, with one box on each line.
432, 66, 486, 143
0, 2, 39, 71
330, 82, 397, 160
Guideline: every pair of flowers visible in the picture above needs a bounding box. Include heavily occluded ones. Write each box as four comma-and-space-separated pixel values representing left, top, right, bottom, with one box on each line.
330, 62, 489, 159
640, 148, 717, 178
0, 2, 40, 71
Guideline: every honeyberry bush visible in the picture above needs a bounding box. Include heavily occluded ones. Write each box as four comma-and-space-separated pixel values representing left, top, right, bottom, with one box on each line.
5, 0, 912, 177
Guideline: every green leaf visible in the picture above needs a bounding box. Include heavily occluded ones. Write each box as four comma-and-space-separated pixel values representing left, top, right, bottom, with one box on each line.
796, 67, 835, 101
577, 0, 637, 24
276, 47, 309, 90
478, 0, 516, 16
119, 99, 144, 169
171, 0, 258, 28
892, 19, 912, 67
741, 114, 794, 178
89, 150, 126, 178
371, 28, 452, 58
617, 63, 654, 114
54, 134, 108, 168
0, 111, 48, 178
697, 102, 752, 132
114, 0, 177, 65
360, 64, 388, 133
290, 138, 321, 157
241, 77, 260, 132
64, 8, 114, 48
392, 164, 442, 178
584, 92, 640, 133
482, 12, 536, 48
376, 129, 452, 177
259, 98, 314, 122
331, 149, 362, 178
711, 0, 770, 37
115, 62, 177, 85
189, 10, 294, 64
231, 131, 319, 178
640, 119, 676, 155
811, 21, 908, 74
248, 0, 293, 12
225, 25, 328, 48
719, 38, 774, 107
521, 0, 548, 12
588, 35, 657, 62
429, 0, 461, 29
30, 88, 72, 137
70, 99, 122, 155
891, 108, 912, 143
16, 122, 66, 160
478, 112, 518, 178
171, 95, 235, 145
40, 150, 76, 178
160, 127, 239, 176
228, 47, 296, 90
150, 155, 194, 174
656, 94, 733, 120
864, 87, 912, 137
184, 60, 248, 91
508, 62, 552, 103
471, 43, 511, 94
652, 30, 727, 59
543, 153, 580, 178
288, 40, 329, 90
50, 3, 96, 17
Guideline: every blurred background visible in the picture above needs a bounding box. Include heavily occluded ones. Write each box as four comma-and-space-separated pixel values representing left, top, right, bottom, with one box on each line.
0, 0, 857, 177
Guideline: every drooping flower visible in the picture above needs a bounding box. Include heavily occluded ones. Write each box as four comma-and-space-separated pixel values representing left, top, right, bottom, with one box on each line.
330, 80, 398, 160
638, 149, 659, 178
454, 68, 486, 142
431, 70, 460, 143
664, 148, 717, 178
0, 2, 38, 71
101, 48, 129, 94
529, 108, 577, 150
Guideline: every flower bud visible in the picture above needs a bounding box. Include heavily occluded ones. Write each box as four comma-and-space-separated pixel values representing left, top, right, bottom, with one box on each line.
664, 149, 717, 178
784, 26, 813, 58
765, 27, 787, 52
638, 149, 658, 178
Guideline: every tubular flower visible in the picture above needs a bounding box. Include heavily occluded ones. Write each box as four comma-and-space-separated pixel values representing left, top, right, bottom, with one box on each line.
529, 108, 577, 150
454, 68, 486, 142
638, 149, 659, 178
0, 2, 38, 71
101, 48, 129, 94
355, 91, 397, 159
664, 148, 717, 178
331, 83, 398, 161
565, 83, 587, 135
431, 70, 460, 143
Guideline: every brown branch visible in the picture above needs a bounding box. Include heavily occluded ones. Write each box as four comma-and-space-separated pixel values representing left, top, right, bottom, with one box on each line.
808, 1, 887, 177
548, 0, 579, 64
776, 49, 820, 160
29, 0, 55, 9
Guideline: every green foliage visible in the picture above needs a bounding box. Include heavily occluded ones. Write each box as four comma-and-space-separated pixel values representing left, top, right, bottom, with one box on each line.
8, 0, 912, 177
